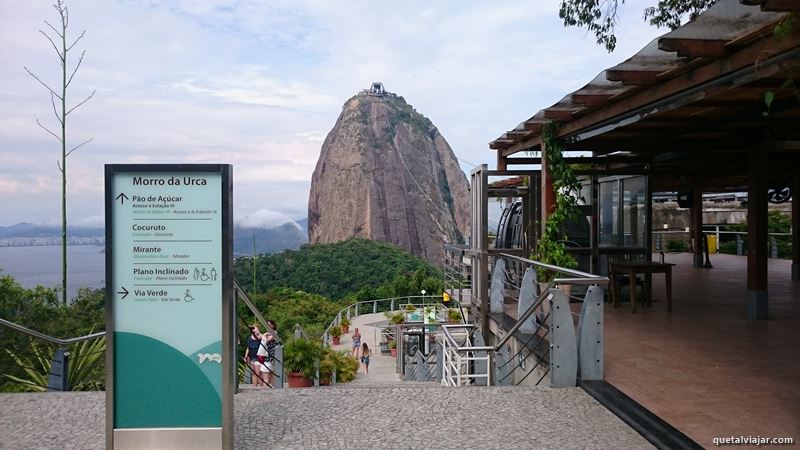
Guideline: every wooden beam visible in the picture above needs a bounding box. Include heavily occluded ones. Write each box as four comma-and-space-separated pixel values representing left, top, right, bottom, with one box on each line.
746, 142, 769, 319
523, 121, 546, 131
496, 31, 800, 157
605, 69, 660, 86
659, 38, 729, 57
543, 108, 579, 121
742, 0, 800, 12
571, 93, 614, 107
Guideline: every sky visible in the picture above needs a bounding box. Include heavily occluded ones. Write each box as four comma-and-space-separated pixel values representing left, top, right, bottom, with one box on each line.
0, 0, 664, 228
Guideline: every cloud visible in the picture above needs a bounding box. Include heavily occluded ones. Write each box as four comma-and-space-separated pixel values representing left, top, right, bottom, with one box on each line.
0, 0, 666, 226
236, 208, 302, 230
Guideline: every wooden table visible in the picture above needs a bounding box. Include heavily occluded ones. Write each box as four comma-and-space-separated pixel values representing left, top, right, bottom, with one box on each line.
609, 261, 675, 313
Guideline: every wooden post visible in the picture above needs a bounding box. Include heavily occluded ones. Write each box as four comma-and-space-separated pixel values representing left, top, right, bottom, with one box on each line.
793, 173, 800, 281
497, 152, 507, 172
746, 145, 769, 319
540, 143, 556, 235
691, 184, 704, 268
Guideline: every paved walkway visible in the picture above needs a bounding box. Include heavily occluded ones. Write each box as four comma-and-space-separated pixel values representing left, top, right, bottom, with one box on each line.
331, 312, 401, 384
0, 312, 654, 449
1, 388, 653, 449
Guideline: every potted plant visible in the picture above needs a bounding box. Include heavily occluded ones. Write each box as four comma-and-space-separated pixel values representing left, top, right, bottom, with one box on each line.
329, 325, 342, 345
388, 339, 397, 357
386, 312, 405, 325
447, 308, 462, 323
340, 316, 350, 334
283, 338, 322, 388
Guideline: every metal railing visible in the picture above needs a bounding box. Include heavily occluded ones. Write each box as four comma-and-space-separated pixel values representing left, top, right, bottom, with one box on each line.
234, 280, 283, 388
441, 324, 492, 386
444, 243, 471, 305
437, 252, 608, 388
653, 229, 792, 258
0, 317, 105, 391
321, 295, 454, 345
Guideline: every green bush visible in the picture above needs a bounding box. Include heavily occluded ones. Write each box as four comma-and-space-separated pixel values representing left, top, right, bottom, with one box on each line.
235, 238, 442, 300
718, 241, 739, 255
283, 338, 323, 379
321, 348, 359, 383
0, 276, 105, 392
666, 239, 690, 252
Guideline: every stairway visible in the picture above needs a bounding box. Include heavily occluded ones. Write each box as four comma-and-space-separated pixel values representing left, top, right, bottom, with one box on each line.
330, 312, 402, 385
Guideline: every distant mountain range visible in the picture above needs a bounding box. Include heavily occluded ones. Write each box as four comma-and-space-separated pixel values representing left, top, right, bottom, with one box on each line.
0, 220, 308, 255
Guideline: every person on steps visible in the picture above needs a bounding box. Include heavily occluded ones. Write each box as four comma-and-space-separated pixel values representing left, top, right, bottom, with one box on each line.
360, 343, 370, 374
351, 328, 361, 357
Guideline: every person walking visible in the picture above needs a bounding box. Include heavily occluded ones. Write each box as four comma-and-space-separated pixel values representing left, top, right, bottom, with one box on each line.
263, 320, 279, 387
360, 343, 370, 374
351, 328, 361, 358
244, 324, 263, 386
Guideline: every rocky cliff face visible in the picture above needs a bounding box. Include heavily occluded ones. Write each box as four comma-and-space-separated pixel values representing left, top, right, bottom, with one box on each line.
308, 91, 470, 264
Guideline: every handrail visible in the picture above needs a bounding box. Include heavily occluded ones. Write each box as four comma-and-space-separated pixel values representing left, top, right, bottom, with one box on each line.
0, 317, 105, 346
441, 324, 493, 352
320, 295, 451, 343
234, 279, 281, 344
498, 253, 610, 285
493, 289, 553, 352
493, 254, 608, 352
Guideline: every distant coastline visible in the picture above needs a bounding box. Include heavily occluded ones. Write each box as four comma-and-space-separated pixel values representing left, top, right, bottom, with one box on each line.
0, 238, 105, 247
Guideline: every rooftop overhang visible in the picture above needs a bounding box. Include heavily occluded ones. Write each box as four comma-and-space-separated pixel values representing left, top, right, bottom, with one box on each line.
489, 0, 800, 192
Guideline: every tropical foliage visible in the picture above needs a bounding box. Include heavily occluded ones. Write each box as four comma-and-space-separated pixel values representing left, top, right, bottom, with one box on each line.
234, 238, 442, 300
3, 334, 105, 392
320, 348, 359, 383
0, 276, 104, 392
533, 123, 580, 281
283, 338, 323, 379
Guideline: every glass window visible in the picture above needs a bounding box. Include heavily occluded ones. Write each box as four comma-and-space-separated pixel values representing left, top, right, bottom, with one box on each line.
622, 177, 646, 247
599, 180, 619, 246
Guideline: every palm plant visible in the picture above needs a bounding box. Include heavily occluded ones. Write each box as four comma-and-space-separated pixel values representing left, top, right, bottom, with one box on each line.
3, 335, 105, 391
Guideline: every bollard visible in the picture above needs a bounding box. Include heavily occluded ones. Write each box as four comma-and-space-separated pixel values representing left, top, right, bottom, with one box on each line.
771, 237, 778, 259
47, 348, 69, 391
736, 235, 743, 255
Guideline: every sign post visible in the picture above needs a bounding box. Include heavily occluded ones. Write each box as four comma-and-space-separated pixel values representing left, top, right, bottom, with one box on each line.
105, 164, 233, 450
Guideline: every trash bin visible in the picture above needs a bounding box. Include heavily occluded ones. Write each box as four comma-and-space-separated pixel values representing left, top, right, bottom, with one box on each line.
707, 235, 717, 254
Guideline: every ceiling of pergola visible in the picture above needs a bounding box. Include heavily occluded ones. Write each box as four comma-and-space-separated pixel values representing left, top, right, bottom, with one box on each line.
490, 0, 800, 192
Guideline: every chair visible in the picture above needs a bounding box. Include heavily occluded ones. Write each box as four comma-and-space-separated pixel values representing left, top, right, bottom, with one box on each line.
607, 253, 646, 308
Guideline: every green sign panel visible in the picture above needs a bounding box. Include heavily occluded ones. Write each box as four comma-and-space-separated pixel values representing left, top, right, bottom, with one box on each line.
106, 165, 232, 449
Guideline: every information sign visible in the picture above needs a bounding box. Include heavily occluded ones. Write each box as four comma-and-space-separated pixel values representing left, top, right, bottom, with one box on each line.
105, 164, 233, 450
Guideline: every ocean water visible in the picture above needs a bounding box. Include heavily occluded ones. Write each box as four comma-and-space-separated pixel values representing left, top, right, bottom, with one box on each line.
0, 245, 105, 298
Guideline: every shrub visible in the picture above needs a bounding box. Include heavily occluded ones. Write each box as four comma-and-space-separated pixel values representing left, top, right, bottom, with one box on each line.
329, 325, 342, 339
448, 308, 462, 323
283, 338, 322, 379
666, 239, 690, 252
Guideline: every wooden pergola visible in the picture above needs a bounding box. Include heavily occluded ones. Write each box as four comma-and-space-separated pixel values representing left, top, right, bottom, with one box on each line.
489, 0, 800, 319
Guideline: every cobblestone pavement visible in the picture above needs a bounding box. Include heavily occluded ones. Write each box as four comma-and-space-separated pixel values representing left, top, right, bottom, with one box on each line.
0, 392, 105, 450
1, 387, 652, 450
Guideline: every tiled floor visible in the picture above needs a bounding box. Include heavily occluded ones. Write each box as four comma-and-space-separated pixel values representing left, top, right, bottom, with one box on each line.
604, 252, 800, 448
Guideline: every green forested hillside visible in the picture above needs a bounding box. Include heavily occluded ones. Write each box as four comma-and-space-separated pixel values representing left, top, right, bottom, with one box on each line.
234, 238, 443, 300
